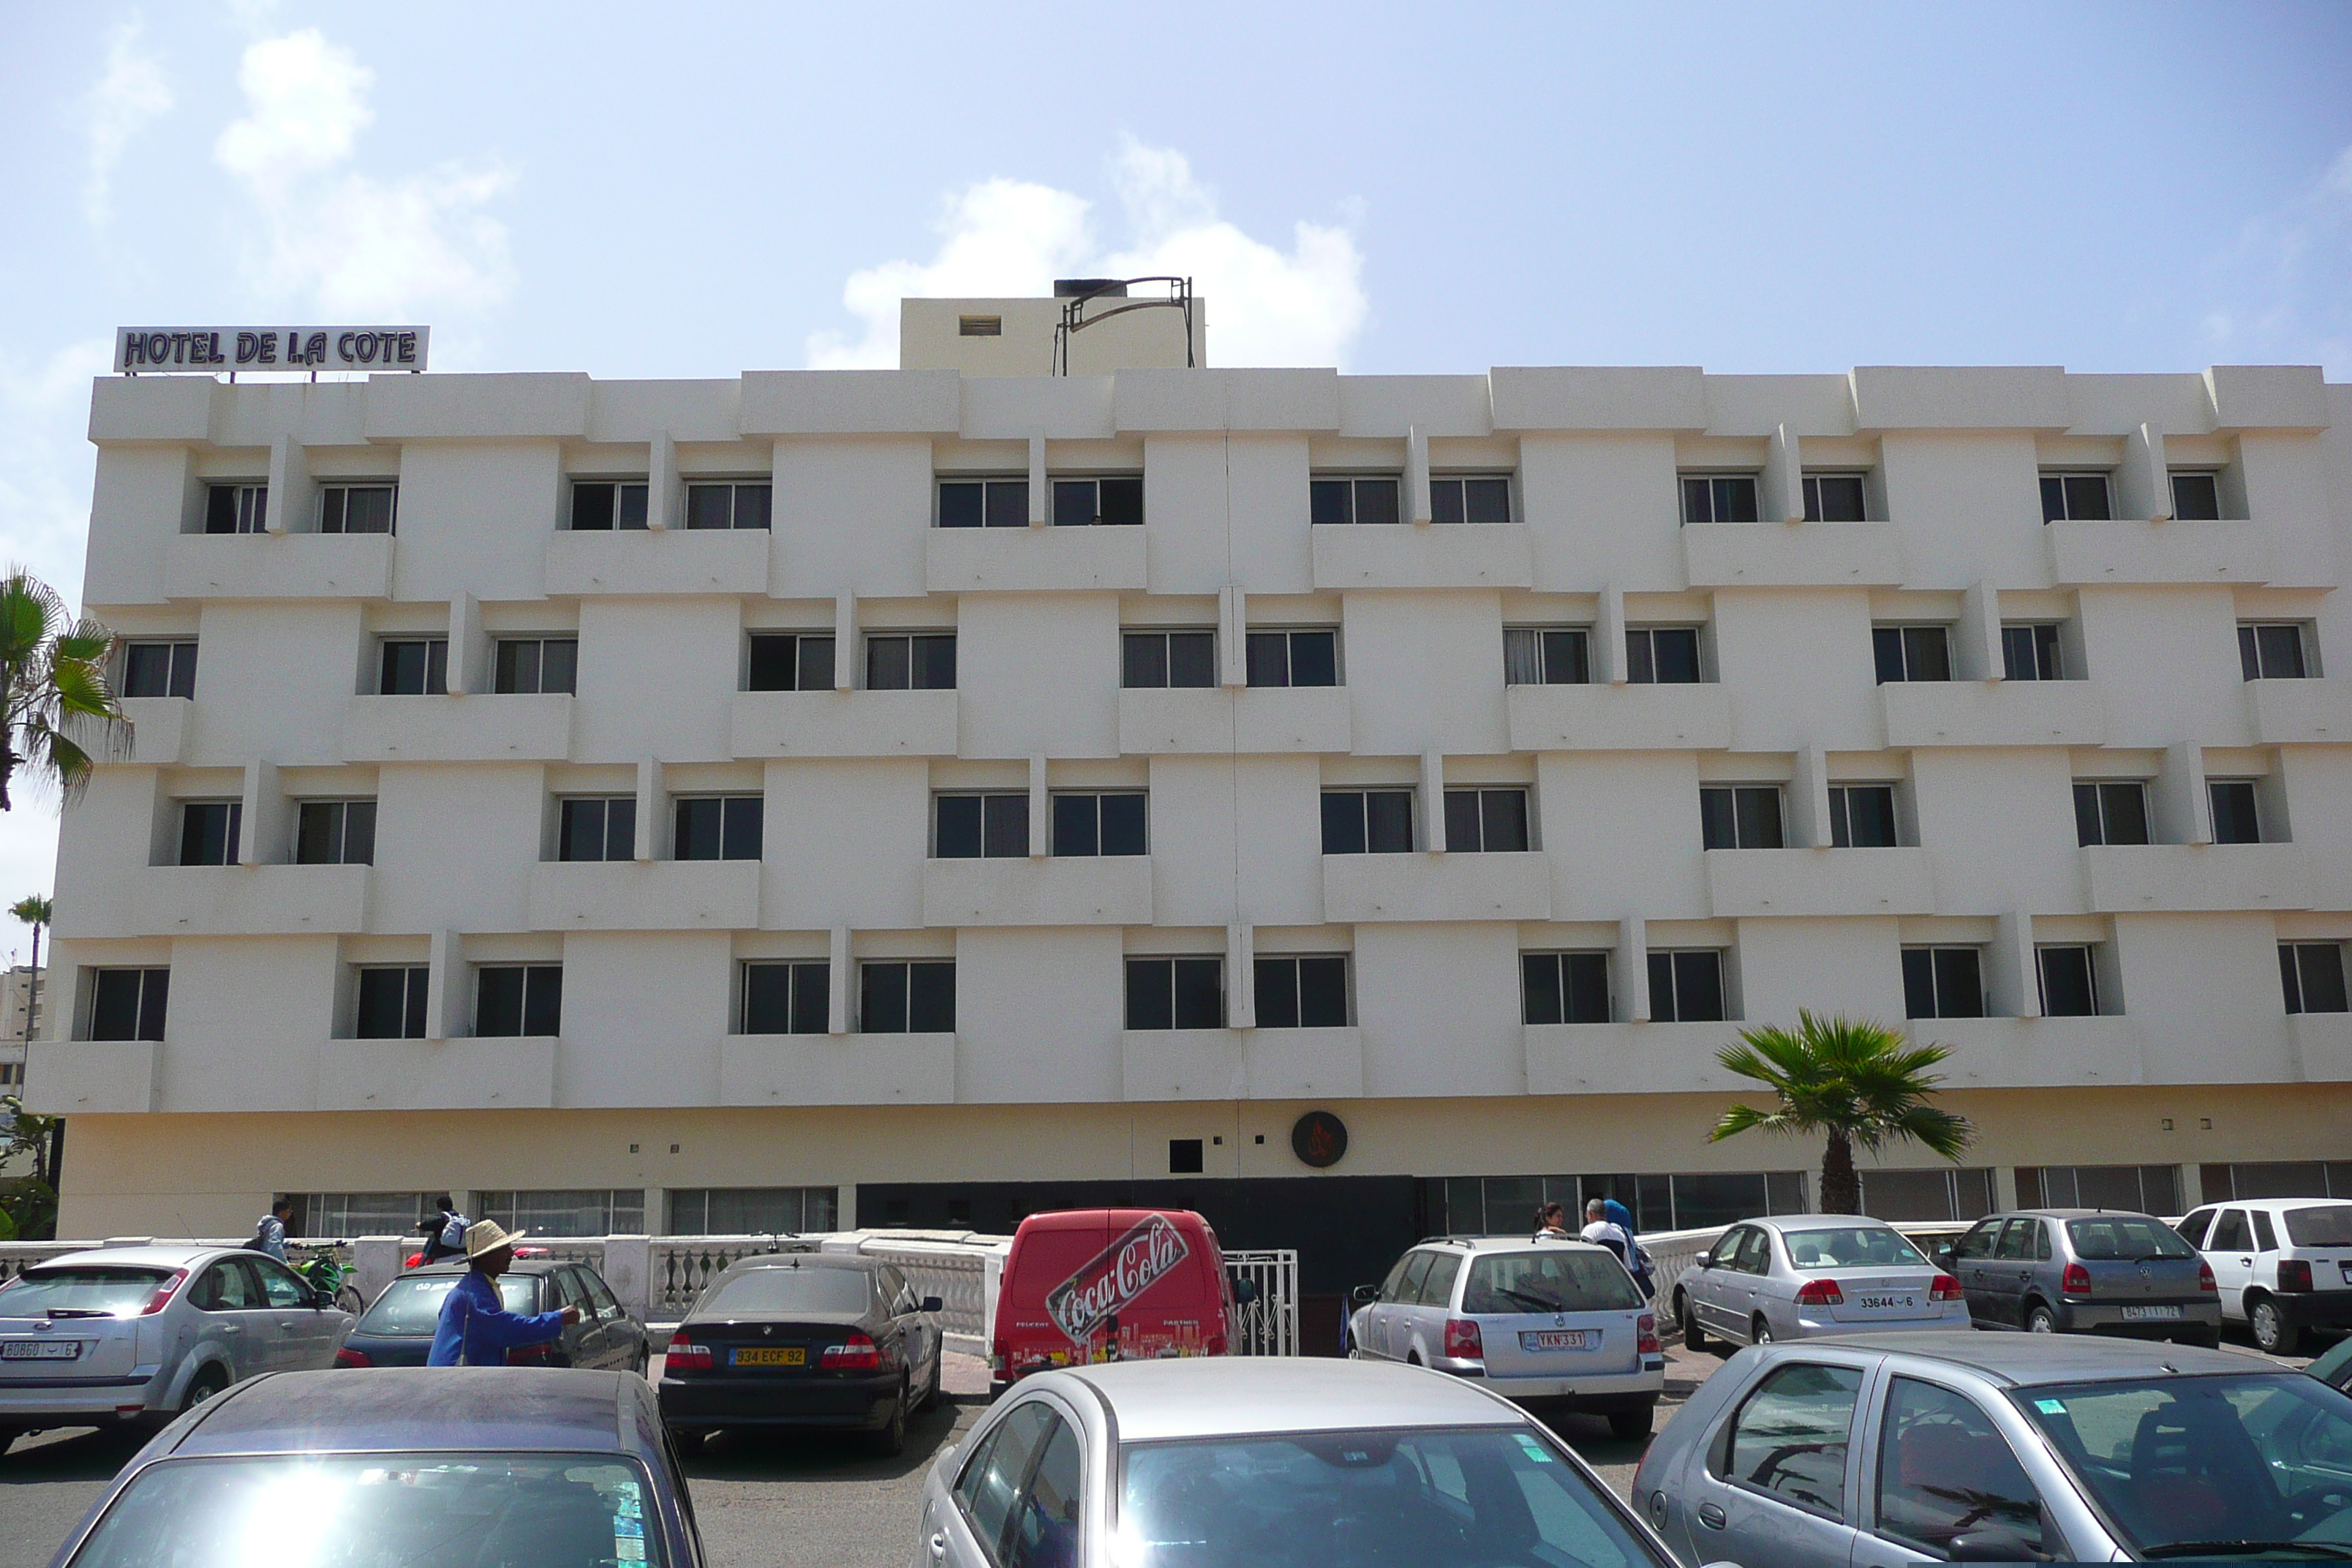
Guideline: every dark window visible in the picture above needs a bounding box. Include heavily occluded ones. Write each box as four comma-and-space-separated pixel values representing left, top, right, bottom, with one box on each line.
1720, 1362, 1861, 1519
742, 961, 829, 1036
2039, 473, 2111, 523
2037, 946, 2099, 1017
558, 796, 636, 862
1503, 627, 1588, 685
89, 968, 169, 1041
1121, 630, 1215, 689
494, 638, 576, 695
747, 633, 834, 693
2073, 781, 2150, 846
178, 801, 242, 867
2171, 472, 2223, 521
674, 796, 761, 861
867, 633, 957, 690
937, 478, 1029, 529
1310, 476, 1402, 525
2209, 780, 2263, 845
1802, 473, 1867, 523
1254, 955, 1349, 1028
320, 484, 396, 534
2282, 943, 2349, 1014
2002, 622, 2065, 681
1050, 475, 1143, 526
1901, 948, 1984, 1019
570, 480, 649, 530
1125, 957, 1224, 1030
1873, 625, 1952, 684
1430, 476, 1512, 524
1245, 630, 1338, 687
1681, 474, 1760, 524
1167, 1138, 1205, 1175
355, 966, 428, 1040
935, 793, 1028, 859
1827, 785, 1899, 848
1052, 793, 1146, 856
685, 481, 771, 529
377, 638, 448, 696
2239, 623, 2311, 680
476, 965, 562, 1037
1522, 952, 1610, 1025
1626, 626, 1703, 684
1874, 1376, 2054, 1560
1648, 950, 1726, 1023
1321, 789, 1414, 854
123, 641, 198, 699
1700, 785, 1783, 850
295, 800, 375, 865
205, 483, 268, 535
859, 961, 954, 1033
1444, 787, 1529, 852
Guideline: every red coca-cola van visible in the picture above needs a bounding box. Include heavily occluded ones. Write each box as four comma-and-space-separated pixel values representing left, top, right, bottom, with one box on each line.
990, 1208, 1235, 1387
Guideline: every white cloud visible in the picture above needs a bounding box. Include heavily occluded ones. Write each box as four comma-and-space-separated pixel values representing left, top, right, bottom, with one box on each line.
214, 29, 516, 317
2201, 144, 2352, 378
83, 17, 173, 226
807, 138, 1367, 371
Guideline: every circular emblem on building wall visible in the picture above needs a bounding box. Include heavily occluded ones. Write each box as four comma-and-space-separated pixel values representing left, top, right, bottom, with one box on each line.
1291, 1110, 1348, 1169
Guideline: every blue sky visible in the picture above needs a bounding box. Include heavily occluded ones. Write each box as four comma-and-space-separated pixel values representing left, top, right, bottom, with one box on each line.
0, 1, 2348, 935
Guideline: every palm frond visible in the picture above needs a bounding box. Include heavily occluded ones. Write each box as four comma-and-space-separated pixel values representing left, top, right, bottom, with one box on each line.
1709, 1011, 1976, 1164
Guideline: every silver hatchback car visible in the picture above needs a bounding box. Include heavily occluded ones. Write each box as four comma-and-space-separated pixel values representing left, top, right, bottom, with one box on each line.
1673, 1215, 1969, 1350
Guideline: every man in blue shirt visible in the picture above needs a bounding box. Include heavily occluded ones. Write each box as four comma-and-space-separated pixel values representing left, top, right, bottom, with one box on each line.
427, 1219, 581, 1368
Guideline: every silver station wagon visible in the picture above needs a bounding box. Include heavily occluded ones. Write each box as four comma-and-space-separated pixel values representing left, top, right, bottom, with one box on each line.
1673, 1215, 1970, 1349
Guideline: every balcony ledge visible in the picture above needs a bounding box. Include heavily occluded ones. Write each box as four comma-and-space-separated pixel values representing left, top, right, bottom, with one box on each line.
527, 859, 761, 931
921, 856, 1153, 927
719, 1032, 955, 1105
317, 1036, 557, 1110
1506, 683, 1733, 751
1121, 1026, 1362, 1101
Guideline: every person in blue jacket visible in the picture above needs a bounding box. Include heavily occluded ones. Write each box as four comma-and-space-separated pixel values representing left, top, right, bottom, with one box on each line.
426, 1219, 581, 1367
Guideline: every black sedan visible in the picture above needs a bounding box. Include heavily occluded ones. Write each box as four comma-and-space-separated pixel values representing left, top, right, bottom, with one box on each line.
658, 1253, 943, 1455
335, 1257, 650, 1371
41, 1368, 702, 1567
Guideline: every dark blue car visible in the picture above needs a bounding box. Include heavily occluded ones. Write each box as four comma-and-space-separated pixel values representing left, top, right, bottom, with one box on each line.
42, 1368, 704, 1568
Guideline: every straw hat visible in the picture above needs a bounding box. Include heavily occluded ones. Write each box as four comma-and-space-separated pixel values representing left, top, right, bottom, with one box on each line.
462, 1218, 527, 1260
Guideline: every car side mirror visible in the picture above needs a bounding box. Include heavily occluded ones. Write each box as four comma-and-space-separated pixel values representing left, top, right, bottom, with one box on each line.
1350, 1284, 1380, 1307
1947, 1530, 2035, 1562
921, 1296, 944, 1314
1696, 1252, 1715, 1269
1934, 1244, 1956, 1267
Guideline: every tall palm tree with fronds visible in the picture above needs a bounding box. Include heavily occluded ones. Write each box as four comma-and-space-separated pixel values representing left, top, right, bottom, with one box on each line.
0, 570, 126, 810
10, 894, 50, 1048
1709, 1011, 1974, 1215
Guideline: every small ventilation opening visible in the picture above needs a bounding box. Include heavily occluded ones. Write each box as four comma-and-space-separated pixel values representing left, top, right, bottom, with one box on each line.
958, 314, 1002, 337
1169, 1138, 1205, 1174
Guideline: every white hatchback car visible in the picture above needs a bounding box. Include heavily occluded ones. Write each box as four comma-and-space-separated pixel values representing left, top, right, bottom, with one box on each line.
2176, 1196, 2352, 1354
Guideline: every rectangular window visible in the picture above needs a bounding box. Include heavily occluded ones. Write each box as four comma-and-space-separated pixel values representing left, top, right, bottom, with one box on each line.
1826, 784, 1899, 848
936, 478, 1029, 529
89, 967, 169, 1041
1051, 792, 1147, 856
747, 633, 834, 693
377, 638, 448, 696
2036, 946, 2100, 1017
1681, 474, 1759, 524
559, 796, 636, 862
205, 482, 268, 535
2002, 622, 2066, 681
1321, 788, 1414, 854
741, 960, 829, 1036
1700, 785, 1784, 850
320, 483, 396, 534
1802, 473, 1868, 523
1873, 625, 1953, 683
1521, 951, 1610, 1025
1502, 627, 1588, 686
295, 799, 375, 865
475, 1189, 644, 1238
2208, 779, 2264, 845
1245, 629, 1339, 687
570, 480, 649, 531
2171, 471, 2223, 521
1443, 787, 1529, 853
1049, 475, 1143, 527
866, 633, 957, 690
122, 641, 199, 700
2239, 622, 2312, 680
1901, 947, 1985, 1019
1429, 476, 1512, 524
2038, 472, 2111, 522
1310, 476, 1402, 525
2281, 943, 2349, 1015
493, 638, 577, 696
2073, 781, 2150, 846
859, 960, 955, 1033
476, 965, 562, 1037
668, 1186, 837, 1235
1121, 630, 1215, 689
355, 965, 429, 1040
1254, 955, 1349, 1028
178, 800, 242, 867
685, 480, 772, 530
1647, 950, 1725, 1023
1626, 626, 1703, 685
1124, 957, 1224, 1030
935, 793, 1028, 859
673, 796, 761, 861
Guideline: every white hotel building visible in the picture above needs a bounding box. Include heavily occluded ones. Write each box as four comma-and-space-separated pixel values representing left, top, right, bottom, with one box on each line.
31, 291, 2352, 1316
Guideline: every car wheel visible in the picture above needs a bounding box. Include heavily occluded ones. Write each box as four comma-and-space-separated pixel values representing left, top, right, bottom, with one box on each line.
1608, 1403, 1655, 1441
872, 1380, 909, 1457
1750, 1316, 1774, 1346
335, 1286, 364, 1315
2026, 1303, 2058, 1334
1676, 1292, 1708, 1352
2250, 1295, 2302, 1356
181, 1364, 230, 1415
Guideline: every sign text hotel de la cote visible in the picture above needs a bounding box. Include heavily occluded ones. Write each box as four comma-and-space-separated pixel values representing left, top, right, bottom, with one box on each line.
115, 326, 429, 374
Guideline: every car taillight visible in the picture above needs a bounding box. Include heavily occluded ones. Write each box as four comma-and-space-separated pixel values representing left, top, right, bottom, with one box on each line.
138, 1270, 188, 1316
1443, 1319, 1484, 1360
1930, 1273, 1964, 1301
823, 1332, 881, 1371
2062, 1262, 2092, 1296
1204, 1333, 1226, 1357
2198, 1260, 2218, 1293
2279, 1259, 2313, 1293
666, 1333, 712, 1372
333, 1347, 372, 1368
1794, 1278, 1844, 1307
1636, 1313, 1659, 1355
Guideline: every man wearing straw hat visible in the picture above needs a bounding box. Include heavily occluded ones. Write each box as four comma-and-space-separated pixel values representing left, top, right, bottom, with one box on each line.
426, 1218, 584, 1368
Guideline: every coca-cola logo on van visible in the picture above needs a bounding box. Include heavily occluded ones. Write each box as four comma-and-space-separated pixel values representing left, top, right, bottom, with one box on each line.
1044, 1213, 1193, 1346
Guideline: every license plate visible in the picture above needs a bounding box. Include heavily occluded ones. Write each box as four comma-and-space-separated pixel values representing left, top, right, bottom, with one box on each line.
1519, 1330, 1592, 1352
2120, 1305, 2182, 1322
1, 1340, 81, 1360
1852, 1294, 1918, 1311
731, 1346, 805, 1367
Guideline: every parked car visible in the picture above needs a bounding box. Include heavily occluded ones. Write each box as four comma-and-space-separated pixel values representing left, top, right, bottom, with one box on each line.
2175, 1196, 2352, 1354
0, 1245, 353, 1454
1635, 1330, 2352, 1566
41, 1366, 703, 1568
1672, 1215, 1970, 1350
916, 1355, 1681, 1568
333, 1256, 649, 1371
1937, 1208, 2221, 1343
992, 1208, 1236, 1390
659, 1252, 943, 1455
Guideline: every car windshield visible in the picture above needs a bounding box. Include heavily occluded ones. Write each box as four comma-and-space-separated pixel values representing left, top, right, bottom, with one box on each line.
2067, 1217, 2195, 1261
0, 1267, 171, 1319
2013, 1373, 2352, 1558
356, 1274, 538, 1335
2285, 1207, 2352, 1248
67, 1452, 662, 1568
1117, 1425, 1665, 1568
701, 1266, 867, 1316
1779, 1226, 1929, 1269
1460, 1251, 1641, 1314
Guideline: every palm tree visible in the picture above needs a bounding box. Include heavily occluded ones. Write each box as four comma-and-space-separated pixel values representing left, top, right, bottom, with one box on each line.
0, 570, 127, 811
10, 894, 49, 1049
1708, 1010, 1974, 1216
